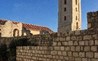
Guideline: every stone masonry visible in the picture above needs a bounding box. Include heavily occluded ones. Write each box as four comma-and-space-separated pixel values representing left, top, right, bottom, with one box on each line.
16, 30, 98, 61
16, 11, 98, 61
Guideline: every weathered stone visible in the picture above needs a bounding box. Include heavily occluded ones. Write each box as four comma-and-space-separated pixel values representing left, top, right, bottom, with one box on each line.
79, 41, 85, 45
66, 36, 70, 41
84, 41, 89, 45
95, 40, 98, 45
62, 42, 68, 46
82, 58, 87, 61
71, 36, 77, 40
73, 52, 79, 57
68, 52, 72, 56
76, 46, 80, 51
86, 52, 93, 58
68, 41, 73, 45
83, 35, 92, 40
95, 53, 98, 58
89, 40, 94, 45
79, 52, 85, 57
91, 46, 97, 51
74, 41, 78, 45
65, 47, 70, 51
75, 58, 82, 61
84, 46, 90, 51
60, 47, 65, 51
71, 46, 75, 51
75, 31, 81, 35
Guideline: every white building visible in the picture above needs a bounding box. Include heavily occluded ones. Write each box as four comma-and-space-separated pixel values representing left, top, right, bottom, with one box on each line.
0, 19, 53, 37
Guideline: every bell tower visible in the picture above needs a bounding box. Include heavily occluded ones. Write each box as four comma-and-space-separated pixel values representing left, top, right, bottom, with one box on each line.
58, 0, 82, 33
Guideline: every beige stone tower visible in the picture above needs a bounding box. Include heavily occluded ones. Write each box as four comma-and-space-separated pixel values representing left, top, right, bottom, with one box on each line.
58, 0, 81, 33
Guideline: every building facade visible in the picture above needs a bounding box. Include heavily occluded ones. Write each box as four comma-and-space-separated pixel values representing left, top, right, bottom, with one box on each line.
58, 0, 82, 33
0, 19, 53, 37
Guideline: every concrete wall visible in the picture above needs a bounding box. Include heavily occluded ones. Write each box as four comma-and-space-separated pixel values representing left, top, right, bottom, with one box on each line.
16, 29, 98, 61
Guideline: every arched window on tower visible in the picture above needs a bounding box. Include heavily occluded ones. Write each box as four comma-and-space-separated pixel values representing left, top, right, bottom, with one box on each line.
76, 0, 77, 5
76, 22, 79, 29
13, 29, 19, 37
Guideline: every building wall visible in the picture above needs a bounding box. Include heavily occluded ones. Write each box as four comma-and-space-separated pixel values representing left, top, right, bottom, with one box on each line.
16, 30, 98, 61
58, 0, 81, 33
87, 11, 98, 30
30, 30, 40, 35
16, 11, 98, 61
0, 21, 22, 37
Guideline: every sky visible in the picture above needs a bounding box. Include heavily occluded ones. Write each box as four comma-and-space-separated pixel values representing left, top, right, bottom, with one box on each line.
0, 0, 98, 32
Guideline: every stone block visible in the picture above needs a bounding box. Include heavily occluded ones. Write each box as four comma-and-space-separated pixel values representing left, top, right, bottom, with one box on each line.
54, 47, 60, 50
74, 41, 78, 45
68, 41, 73, 45
71, 46, 75, 51
84, 46, 90, 51
95, 53, 98, 58
62, 42, 68, 46
68, 52, 72, 56
93, 34, 98, 39
91, 59, 98, 61
59, 38, 65, 41
79, 41, 85, 45
75, 58, 82, 61
62, 51, 67, 56
53, 42, 57, 46
82, 58, 87, 61
60, 47, 65, 51
95, 40, 98, 45
75, 31, 81, 35
85, 41, 89, 45
79, 52, 85, 57
73, 52, 79, 57
86, 52, 93, 58
83, 35, 92, 40
58, 42, 62, 46
66, 36, 70, 41
71, 36, 77, 40
65, 47, 70, 51
91, 46, 97, 51
76, 46, 80, 51
77, 36, 82, 40
89, 40, 94, 45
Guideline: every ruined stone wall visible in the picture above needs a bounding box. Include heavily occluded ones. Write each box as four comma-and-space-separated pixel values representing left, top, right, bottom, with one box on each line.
16, 29, 98, 61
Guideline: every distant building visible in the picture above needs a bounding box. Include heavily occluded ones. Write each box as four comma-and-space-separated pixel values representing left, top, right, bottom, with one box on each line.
0, 19, 53, 37
58, 0, 82, 33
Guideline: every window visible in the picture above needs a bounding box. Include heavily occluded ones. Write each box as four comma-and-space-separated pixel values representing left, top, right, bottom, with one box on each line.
76, 8, 77, 12
76, 16, 77, 20
0, 33, 1, 37
64, 7, 66, 11
64, 16, 66, 21
13, 29, 19, 37
76, 0, 77, 5
64, 0, 67, 4
76, 22, 79, 29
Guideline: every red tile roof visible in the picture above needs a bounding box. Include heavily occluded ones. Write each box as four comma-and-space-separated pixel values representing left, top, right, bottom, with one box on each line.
0, 19, 53, 33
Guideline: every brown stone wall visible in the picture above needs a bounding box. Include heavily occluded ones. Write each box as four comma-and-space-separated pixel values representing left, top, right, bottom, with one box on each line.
87, 11, 98, 30
16, 29, 98, 61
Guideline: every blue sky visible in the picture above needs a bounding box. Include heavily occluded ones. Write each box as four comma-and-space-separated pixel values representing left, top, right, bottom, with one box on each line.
0, 0, 98, 32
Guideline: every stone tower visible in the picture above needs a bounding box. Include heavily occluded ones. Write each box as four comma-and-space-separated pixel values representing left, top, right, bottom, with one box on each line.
58, 0, 81, 33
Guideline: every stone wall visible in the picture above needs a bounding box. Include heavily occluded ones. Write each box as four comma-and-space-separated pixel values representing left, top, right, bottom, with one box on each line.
16, 29, 98, 61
